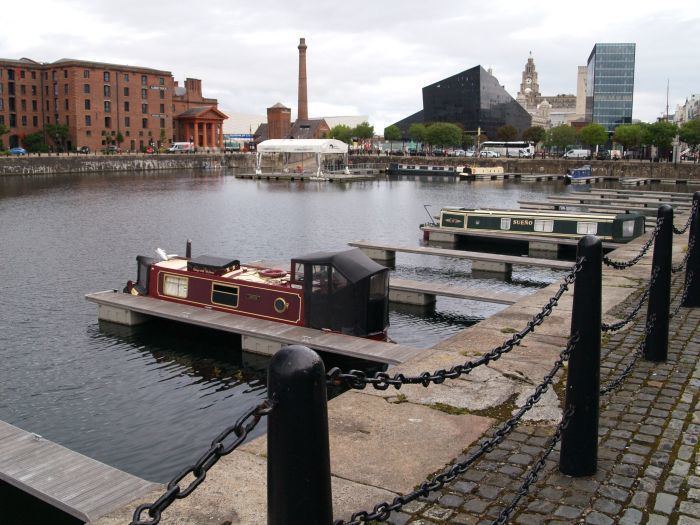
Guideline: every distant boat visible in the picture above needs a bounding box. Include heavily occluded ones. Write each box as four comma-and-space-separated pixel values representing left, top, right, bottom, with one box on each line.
564, 165, 593, 184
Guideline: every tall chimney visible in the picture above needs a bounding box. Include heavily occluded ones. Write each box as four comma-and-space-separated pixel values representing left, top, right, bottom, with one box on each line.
297, 37, 308, 121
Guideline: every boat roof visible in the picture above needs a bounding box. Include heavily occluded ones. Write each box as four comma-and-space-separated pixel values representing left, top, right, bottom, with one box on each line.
292, 248, 386, 283
440, 208, 642, 221
257, 139, 348, 154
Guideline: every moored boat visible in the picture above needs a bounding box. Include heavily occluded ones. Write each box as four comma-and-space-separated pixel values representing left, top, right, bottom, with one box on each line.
436, 208, 645, 242
124, 244, 390, 339
564, 165, 593, 184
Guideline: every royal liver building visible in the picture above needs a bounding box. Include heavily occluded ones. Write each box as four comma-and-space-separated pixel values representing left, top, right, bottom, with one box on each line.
515, 53, 583, 129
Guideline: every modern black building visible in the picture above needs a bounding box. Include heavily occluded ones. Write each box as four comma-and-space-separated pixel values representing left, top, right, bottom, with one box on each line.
586, 43, 636, 131
392, 66, 531, 140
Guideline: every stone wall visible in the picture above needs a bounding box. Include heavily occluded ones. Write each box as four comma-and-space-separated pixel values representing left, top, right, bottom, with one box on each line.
351, 155, 700, 180
0, 153, 255, 176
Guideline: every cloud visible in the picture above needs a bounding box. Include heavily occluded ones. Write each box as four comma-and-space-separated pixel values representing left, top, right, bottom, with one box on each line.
3, 0, 699, 131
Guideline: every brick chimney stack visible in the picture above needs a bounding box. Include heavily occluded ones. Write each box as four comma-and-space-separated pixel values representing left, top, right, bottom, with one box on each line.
297, 37, 308, 121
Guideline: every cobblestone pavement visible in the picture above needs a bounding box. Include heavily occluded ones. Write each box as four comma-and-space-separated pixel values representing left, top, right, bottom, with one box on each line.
390, 273, 700, 525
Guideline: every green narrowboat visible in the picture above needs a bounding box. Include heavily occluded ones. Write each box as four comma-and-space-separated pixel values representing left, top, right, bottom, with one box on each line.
438, 208, 646, 242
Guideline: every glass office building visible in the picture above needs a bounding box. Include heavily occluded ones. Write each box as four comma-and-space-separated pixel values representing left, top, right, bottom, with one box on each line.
393, 66, 531, 140
586, 43, 636, 131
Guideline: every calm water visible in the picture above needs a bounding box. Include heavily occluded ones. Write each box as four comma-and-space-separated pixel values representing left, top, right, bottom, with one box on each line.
0, 170, 584, 481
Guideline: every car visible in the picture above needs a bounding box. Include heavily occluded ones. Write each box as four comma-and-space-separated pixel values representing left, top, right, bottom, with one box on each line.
145, 146, 154, 154
479, 150, 499, 158
450, 149, 466, 157
9, 147, 28, 155
432, 148, 446, 157
77, 146, 90, 154
464, 150, 476, 157
389, 150, 405, 156
563, 149, 591, 159
102, 145, 121, 154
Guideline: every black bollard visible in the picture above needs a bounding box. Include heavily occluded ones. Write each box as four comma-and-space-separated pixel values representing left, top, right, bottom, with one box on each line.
267, 345, 332, 525
645, 205, 673, 361
682, 191, 700, 307
560, 235, 602, 477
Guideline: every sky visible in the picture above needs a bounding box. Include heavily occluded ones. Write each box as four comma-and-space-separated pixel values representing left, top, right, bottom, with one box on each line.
1, 0, 698, 132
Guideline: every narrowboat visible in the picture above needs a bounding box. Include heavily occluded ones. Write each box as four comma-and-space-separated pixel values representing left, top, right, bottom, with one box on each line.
124, 245, 390, 339
387, 163, 460, 177
437, 208, 646, 242
564, 165, 593, 184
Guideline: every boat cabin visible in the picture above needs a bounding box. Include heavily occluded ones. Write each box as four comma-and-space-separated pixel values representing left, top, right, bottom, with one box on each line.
438, 208, 646, 242
126, 247, 390, 339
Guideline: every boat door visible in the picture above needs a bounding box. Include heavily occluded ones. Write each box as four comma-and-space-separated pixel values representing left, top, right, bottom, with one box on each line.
298, 262, 332, 330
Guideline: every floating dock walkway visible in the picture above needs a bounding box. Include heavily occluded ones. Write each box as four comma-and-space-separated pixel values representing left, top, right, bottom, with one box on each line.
86, 291, 424, 365
0, 419, 157, 523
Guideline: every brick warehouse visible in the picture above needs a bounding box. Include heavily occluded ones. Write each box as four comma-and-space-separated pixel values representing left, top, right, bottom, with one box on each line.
0, 57, 226, 152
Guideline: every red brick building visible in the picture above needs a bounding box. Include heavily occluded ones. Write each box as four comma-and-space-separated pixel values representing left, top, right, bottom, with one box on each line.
0, 57, 226, 152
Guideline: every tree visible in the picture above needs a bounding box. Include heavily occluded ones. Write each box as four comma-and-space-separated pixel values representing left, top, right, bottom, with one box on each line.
116, 131, 125, 148
352, 121, 374, 140
522, 126, 546, 145
646, 121, 678, 159
425, 122, 462, 148
45, 124, 70, 152
679, 119, 700, 158
545, 124, 577, 154
462, 133, 475, 150
612, 123, 643, 157
23, 132, 49, 153
496, 125, 518, 156
578, 123, 608, 151
0, 123, 8, 150
384, 125, 401, 142
407, 123, 427, 144
329, 124, 353, 144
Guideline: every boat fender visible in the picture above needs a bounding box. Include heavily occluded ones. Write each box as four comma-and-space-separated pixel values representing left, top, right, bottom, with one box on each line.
260, 268, 286, 278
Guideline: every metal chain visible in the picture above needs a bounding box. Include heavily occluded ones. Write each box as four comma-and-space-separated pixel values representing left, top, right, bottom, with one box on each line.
673, 199, 697, 235
672, 269, 693, 318
130, 399, 275, 525
601, 265, 659, 332
328, 259, 585, 391
603, 217, 663, 270
489, 407, 574, 525
672, 237, 694, 274
333, 334, 580, 525
600, 313, 656, 395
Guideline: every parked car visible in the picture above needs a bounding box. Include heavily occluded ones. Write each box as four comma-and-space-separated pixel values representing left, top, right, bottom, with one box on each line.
77, 146, 90, 154
9, 147, 28, 155
432, 148, 446, 157
389, 150, 405, 156
450, 149, 466, 157
464, 150, 476, 157
102, 145, 121, 154
563, 149, 591, 159
479, 150, 500, 158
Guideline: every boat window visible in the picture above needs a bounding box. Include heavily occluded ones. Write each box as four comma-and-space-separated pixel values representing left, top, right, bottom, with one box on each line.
331, 268, 348, 292
369, 273, 388, 300
293, 262, 305, 283
500, 218, 511, 230
533, 219, 554, 233
211, 283, 239, 308
576, 222, 598, 235
622, 220, 635, 237
163, 274, 188, 298
312, 264, 330, 293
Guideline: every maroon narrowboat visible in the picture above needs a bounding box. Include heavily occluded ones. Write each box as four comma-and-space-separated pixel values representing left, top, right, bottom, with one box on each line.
124, 245, 390, 339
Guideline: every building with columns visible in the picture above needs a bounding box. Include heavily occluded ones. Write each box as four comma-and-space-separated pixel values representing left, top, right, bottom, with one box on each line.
0, 57, 226, 151
515, 53, 578, 129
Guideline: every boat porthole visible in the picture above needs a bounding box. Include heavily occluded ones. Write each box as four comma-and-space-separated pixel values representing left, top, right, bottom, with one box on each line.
274, 297, 289, 313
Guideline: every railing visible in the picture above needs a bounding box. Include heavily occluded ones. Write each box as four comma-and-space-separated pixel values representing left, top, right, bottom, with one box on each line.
129, 190, 700, 525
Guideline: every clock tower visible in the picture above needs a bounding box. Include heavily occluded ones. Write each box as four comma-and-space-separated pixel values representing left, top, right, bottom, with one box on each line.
516, 52, 541, 110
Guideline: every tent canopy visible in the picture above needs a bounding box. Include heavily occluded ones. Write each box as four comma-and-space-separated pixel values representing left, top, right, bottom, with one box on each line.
257, 139, 348, 154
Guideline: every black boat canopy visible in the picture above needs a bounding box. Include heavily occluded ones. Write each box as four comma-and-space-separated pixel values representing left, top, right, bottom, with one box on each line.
293, 248, 386, 283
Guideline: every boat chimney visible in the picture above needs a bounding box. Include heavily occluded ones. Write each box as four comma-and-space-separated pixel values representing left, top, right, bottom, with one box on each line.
186, 239, 192, 258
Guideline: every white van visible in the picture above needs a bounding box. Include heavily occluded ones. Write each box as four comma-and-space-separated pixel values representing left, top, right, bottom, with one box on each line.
563, 149, 591, 159
167, 142, 194, 153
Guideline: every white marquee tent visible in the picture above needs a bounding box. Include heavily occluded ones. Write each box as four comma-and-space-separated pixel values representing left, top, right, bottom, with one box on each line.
255, 139, 349, 178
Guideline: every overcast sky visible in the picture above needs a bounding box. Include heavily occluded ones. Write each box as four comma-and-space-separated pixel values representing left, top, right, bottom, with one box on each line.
2, 0, 698, 131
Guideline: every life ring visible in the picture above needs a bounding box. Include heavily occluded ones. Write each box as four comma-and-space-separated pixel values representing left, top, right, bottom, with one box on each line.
260, 268, 286, 278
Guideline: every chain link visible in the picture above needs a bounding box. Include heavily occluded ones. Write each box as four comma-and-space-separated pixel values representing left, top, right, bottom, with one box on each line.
603, 217, 663, 270
600, 313, 656, 395
328, 259, 584, 391
672, 237, 694, 274
130, 399, 275, 525
601, 265, 659, 332
672, 269, 694, 318
333, 333, 580, 525
489, 407, 574, 525
673, 199, 697, 235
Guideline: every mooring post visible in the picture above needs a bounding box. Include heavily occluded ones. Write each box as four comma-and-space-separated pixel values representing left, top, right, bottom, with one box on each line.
682, 191, 700, 307
267, 345, 332, 525
645, 205, 673, 361
560, 235, 602, 477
